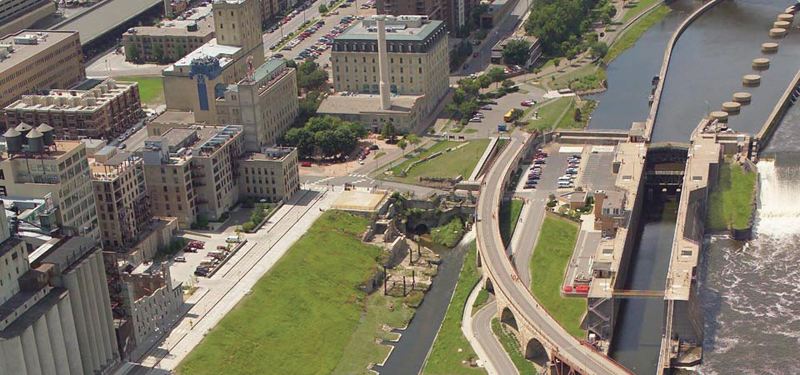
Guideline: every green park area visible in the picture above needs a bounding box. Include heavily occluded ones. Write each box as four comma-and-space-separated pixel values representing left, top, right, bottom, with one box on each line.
386, 139, 490, 184
622, 0, 663, 23
177, 211, 415, 375
529, 216, 585, 338
499, 199, 524, 247
526, 97, 594, 132
547, 64, 607, 93
526, 97, 572, 132
707, 161, 757, 231
118, 76, 164, 105
423, 242, 486, 375
606, 5, 671, 64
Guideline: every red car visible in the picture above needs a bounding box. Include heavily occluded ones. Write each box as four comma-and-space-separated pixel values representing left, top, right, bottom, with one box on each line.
472, 51, 479, 57
301, 161, 312, 167
217, 245, 228, 251
521, 101, 533, 107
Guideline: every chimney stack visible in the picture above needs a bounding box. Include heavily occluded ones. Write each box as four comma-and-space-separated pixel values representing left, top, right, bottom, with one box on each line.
376, 16, 392, 110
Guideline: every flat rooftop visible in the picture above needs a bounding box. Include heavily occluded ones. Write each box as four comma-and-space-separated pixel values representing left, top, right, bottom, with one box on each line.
318, 94, 419, 115
0, 30, 78, 76
244, 147, 295, 162
125, 17, 214, 37
6, 79, 136, 113
331, 191, 387, 212
0, 139, 82, 162
337, 15, 442, 42
164, 38, 240, 72
152, 110, 196, 124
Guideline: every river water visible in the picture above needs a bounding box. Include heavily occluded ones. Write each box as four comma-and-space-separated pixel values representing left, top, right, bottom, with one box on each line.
588, 0, 800, 142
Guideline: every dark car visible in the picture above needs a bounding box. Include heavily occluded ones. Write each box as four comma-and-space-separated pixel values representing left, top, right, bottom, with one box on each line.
528, 174, 540, 180
524, 184, 536, 189
369, 144, 379, 150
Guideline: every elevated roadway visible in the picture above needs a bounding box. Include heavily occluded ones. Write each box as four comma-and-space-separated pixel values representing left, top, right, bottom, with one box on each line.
51, 0, 162, 45
476, 130, 631, 375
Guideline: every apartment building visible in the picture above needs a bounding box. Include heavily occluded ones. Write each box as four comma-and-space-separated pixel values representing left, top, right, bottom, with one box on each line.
4, 79, 143, 139
239, 147, 299, 202
377, 0, 476, 33
162, 0, 265, 121
90, 148, 150, 251
0, 30, 85, 110
0, 127, 99, 239
0, 0, 56, 39
139, 125, 244, 227
216, 59, 299, 151
0, 232, 120, 375
330, 16, 449, 118
123, 17, 215, 63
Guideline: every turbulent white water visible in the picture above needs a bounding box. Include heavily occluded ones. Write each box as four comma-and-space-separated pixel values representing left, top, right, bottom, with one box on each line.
698, 159, 800, 374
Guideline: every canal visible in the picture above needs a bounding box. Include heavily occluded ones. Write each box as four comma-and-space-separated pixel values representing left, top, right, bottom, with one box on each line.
588, 0, 800, 143
373, 232, 474, 375
609, 188, 679, 375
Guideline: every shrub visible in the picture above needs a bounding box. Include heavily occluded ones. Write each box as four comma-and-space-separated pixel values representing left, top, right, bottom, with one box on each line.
242, 222, 256, 232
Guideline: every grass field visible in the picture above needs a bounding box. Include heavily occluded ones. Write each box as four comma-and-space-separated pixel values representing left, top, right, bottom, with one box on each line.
606, 5, 671, 64
387, 139, 490, 184
118, 76, 164, 104
526, 97, 572, 132
471, 289, 490, 315
622, 0, 663, 23
707, 161, 757, 231
431, 218, 465, 248
557, 99, 597, 130
491, 318, 539, 375
547, 64, 606, 92
529, 216, 585, 338
177, 211, 384, 375
423, 242, 486, 375
499, 199, 523, 247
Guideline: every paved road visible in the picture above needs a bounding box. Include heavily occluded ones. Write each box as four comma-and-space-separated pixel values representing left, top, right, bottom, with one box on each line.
475, 130, 630, 375
472, 301, 519, 375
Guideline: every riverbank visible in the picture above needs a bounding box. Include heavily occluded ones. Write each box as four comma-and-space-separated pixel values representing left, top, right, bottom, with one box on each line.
604, 5, 671, 64
707, 160, 757, 232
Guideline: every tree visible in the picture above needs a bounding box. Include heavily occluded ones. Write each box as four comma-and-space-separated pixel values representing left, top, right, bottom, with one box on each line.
488, 67, 506, 88
590, 41, 608, 60
458, 100, 479, 120
405, 134, 422, 149
382, 120, 398, 143
510, 108, 524, 122
284, 128, 315, 155
502, 79, 515, 90
175, 45, 186, 62
459, 78, 480, 96
574, 107, 582, 122
297, 59, 328, 91
553, 58, 561, 68
524, 0, 598, 54
453, 88, 466, 104
315, 130, 339, 157
126, 43, 141, 63
152, 44, 164, 63
318, 4, 328, 13
566, 50, 577, 65
502, 39, 532, 66
477, 74, 492, 89
397, 139, 408, 155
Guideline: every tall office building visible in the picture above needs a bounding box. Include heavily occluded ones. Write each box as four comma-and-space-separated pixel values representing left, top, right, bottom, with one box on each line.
216, 60, 299, 151
0, 130, 99, 240
162, 0, 266, 122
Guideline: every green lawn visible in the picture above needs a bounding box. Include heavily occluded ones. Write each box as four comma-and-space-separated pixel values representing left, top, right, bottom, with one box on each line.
707, 161, 757, 231
529, 216, 585, 338
423, 242, 486, 375
332, 293, 415, 375
491, 318, 539, 375
177, 211, 384, 375
387, 139, 491, 184
431, 218, 465, 248
526, 97, 573, 132
117, 76, 164, 105
606, 5, 671, 64
471, 289, 490, 315
556, 99, 597, 130
388, 141, 457, 177
547, 64, 606, 92
499, 199, 523, 247
622, 0, 663, 23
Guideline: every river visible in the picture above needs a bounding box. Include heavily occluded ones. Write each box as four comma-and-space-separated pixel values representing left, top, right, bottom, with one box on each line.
588, 0, 800, 142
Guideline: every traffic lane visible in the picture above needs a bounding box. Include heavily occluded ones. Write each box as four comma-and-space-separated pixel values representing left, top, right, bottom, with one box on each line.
477, 134, 628, 374
473, 300, 520, 375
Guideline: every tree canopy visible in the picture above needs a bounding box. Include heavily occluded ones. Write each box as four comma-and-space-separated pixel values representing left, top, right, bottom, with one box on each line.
502, 39, 532, 66
290, 59, 329, 91
283, 116, 366, 157
524, 0, 601, 55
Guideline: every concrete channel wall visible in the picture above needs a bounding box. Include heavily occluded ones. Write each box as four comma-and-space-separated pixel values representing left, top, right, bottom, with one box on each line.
646, 0, 725, 140
755, 68, 800, 150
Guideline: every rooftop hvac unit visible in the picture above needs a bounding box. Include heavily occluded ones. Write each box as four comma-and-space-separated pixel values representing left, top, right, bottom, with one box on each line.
13, 35, 39, 45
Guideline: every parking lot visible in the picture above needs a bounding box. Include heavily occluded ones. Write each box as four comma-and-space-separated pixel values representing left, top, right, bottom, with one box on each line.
453, 82, 546, 139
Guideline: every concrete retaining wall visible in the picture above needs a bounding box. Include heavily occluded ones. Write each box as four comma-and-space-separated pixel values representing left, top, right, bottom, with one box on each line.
756, 68, 800, 149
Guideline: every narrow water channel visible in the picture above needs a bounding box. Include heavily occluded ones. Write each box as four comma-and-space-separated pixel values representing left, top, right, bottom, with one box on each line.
373, 232, 473, 375
610, 188, 679, 375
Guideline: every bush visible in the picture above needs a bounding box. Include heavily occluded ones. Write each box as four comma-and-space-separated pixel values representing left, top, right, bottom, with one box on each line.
191, 216, 209, 230
241, 222, 256, 232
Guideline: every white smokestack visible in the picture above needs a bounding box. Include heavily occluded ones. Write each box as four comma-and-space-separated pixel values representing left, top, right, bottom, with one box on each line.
376, 16, 392, 110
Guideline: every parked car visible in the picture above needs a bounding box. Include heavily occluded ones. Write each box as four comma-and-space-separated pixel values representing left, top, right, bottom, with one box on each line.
469, 117, 482, 123
301, 161, 312, 167
481, 105, 492, 110
217, 245, 228, 251
173, 256, 186, 262
369, 144, 379, 150
566, 168, 578, 175
184, 247, 197, 253
524, 184, 536, 189
226, 235, 241, 243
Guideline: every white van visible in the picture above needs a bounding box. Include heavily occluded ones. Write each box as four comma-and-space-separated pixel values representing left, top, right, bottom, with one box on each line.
558, 181, 573, 188
226, 235, 240, 243
558, 176, 573, 182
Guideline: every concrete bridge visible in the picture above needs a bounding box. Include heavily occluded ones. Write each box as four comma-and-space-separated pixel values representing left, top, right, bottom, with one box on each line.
475, 131, 632, 375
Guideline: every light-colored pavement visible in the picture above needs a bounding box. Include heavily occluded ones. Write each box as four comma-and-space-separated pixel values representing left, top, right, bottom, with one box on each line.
121, 188, 339, 374
468, 299, 518, 375
475, 130, 630, 375
454, 83, 546, 139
